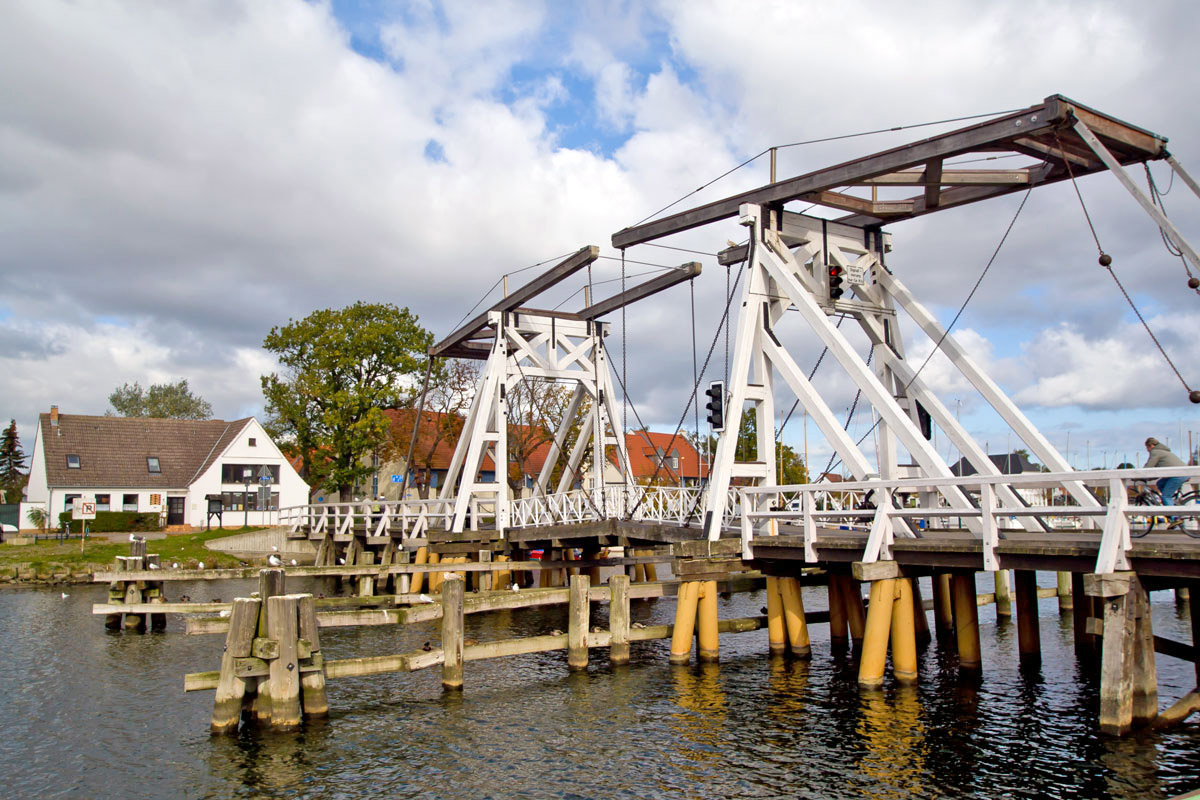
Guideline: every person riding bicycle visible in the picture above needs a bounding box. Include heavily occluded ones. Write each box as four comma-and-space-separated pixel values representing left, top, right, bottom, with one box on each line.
1144, 437, 1187, 528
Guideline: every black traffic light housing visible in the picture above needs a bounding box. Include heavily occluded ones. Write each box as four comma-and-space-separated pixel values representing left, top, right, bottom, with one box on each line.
704, 381, 725, 432
828, 264, 844, 301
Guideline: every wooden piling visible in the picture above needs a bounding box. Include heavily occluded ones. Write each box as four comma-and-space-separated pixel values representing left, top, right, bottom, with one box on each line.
609, 574, 630, 665
1072, 572, 1099, 666
1131, 582, 1158, 727
891, 579, 918, 686
765, 576, 787, 654
952, 573, 982, 672
478, 550, 493, 593
1057, 571, 1073, 612
257, 568, 285, 634
859, 579, 896, 690
778, 576, 811, 659
669, 581, 699, 665
568, 574, 590, 670
1191, 583, 1200, 689
994, 569, 1013, 619
428, 551, 443, 593
145, 554, 167, 630
696, 580, 719, 663
296, 594, 328, 718
911, 577, 931, 646
1014, 570, 1041, 665
827, 574, 848, 648
356, 550, 376, 597
933, 572, 954, 639
210, 596, 261, 734
441, 574, 464, 690
409, 546, 428, 594
266, 594, 303, 731
395, 549, 411, 595
842, 576, 867, 645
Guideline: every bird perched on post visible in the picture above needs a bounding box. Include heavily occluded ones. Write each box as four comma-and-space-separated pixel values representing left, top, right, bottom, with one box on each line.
267, 554, 283, 567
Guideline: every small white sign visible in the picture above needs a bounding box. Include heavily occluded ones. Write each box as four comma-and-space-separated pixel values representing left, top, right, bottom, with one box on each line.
72, 499, 96, 520
844, 263, 867, 285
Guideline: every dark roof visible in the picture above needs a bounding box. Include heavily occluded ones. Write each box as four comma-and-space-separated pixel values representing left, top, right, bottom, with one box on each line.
39, 413, 253, 489
949, 452, 1039, 477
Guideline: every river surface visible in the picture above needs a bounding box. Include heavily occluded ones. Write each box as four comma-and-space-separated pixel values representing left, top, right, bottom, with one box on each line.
2, 577, 1199, 799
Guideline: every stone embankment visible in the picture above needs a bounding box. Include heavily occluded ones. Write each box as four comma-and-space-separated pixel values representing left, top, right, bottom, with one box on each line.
0, 563, 97, 586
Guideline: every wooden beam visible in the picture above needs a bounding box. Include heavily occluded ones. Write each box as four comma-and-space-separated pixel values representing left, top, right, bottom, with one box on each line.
579, 262, 702, 320
430, 245, 599, 357
854, 168, 1032, 186
924, 159, 943, 209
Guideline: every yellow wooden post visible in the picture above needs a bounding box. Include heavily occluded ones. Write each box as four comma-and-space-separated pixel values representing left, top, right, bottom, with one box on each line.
891, 578, 918, 685
428, 551, 443, 593
910, 577, 931, 646
859, 578, 896, 690
933, 572, 954, 638
779, 576, 811, 659
765, 576, 786, 654
952, 573, 982, 671
843, 576, 867, 645
409, 546, 428, 595
697, 580, 719, 662
670, 581, 700, 665
828, 575, 848, 648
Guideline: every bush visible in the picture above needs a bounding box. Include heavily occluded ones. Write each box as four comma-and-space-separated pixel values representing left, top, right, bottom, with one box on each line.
57, 511, 162, 533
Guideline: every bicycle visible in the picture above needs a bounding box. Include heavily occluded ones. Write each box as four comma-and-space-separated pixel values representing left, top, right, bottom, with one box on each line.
1130, 482, 1200, 538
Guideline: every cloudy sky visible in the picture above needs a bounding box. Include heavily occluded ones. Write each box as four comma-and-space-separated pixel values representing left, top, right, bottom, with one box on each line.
3, 0, 1199, 475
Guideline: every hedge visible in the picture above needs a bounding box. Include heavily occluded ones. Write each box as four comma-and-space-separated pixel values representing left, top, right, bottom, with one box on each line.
57, 511, 162, 533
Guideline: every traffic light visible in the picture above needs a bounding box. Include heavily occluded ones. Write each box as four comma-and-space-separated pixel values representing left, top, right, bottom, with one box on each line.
828, 264, 844, 301
704, 381, 725, 432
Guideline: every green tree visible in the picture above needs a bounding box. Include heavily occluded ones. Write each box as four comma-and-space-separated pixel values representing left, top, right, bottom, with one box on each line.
108, 379, 213, 419
261, 302, 433, 498
0, 419, 27, 502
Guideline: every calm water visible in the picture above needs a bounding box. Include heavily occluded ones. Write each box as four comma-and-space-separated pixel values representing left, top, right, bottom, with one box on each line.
2, 577, 1199, 800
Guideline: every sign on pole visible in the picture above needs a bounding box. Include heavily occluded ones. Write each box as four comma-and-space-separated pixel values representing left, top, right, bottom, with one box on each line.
258, 485, 271, 508
72, 499, 96, 520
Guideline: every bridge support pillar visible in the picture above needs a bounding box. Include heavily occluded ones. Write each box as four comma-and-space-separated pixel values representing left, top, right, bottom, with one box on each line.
765, 577, 786, 654
670, 582, 700, 664
778, 576, 810, 659
697, 580, 719, 662
911, 577, 931, 646
994, 570, 1013, 619
1015, 570, 1041, 666
1085, 572, 1158, 735
1057, 571, 1073, 612
932, 572, 954, 640
859, 579, 895, 689
827, 576, 849, 650
409, 546, 428, 595
842, 576, 867, 646
952, 573, 982, 672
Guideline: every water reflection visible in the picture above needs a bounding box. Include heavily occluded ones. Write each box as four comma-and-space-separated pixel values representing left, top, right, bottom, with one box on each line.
856, 688, 927, 800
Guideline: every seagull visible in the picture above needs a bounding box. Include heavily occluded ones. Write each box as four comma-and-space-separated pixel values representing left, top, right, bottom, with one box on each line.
511, 583, 520, 592
267, 554, 282, 567
631, 622, 646, 629
271, 545, 279, 552
290, 559, 297, 566
219, 608, 231, 618
148, 563, 161, 570
197, 561, 204, 570
60, 592, 69, 599
418, 594, 433, 603
551, 629, 564, 636
171, 563, 179, 569
338, 557, 346, 565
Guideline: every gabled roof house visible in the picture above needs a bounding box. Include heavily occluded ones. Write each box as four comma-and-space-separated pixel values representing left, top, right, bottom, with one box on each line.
24, 406, 309, 528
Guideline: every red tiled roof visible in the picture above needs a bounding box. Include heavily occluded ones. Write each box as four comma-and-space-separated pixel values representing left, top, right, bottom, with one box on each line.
384, 409, 496, 472
621, 431, 709, 482
39, 412, 252, 489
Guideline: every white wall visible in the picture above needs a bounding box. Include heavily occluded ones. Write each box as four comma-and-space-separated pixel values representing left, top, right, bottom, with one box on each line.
189, 418, 309, 527
24, 422, 47, 504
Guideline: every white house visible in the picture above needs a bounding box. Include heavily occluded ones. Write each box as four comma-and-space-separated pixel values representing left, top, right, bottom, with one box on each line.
22, 406, 309, 529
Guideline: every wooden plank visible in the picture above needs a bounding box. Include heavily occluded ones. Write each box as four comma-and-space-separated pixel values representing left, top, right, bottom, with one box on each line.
430, 246, 600, 357
579, 262, 702, 320
209, 597, 260, 733
297, 594, 328, 718
266, 595, 302, 731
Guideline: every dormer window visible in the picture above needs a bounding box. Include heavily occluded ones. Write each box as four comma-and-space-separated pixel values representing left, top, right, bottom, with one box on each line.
66, 454, 81, 469
147, 457, 161, 474
249, 438, 256, 447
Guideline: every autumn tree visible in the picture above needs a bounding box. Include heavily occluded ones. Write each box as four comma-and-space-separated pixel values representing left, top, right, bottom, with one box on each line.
505, 378, 576, 495
0, 420, 26, 503
261, 302, 433, 499
386, 359, 480, 498
108, 379, 213, 419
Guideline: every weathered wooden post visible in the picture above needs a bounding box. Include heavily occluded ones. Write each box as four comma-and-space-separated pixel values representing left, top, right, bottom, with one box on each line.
145, 554, 167, 630
952, 573, 982, 672
118, 555, 145, 631
1072, 572, 1100, 667
609, 574, 630, 665
1014, 570, 1041, 665
478, 550, 492, 592
296, 594, 328, 718
994, 569, 1013, 619
395, 549, 411, 595
696, 579, 719, 663
1057, 571, 1073, 612
356, 550, 376, 597
568, 574, 590, 669
210, 597, 261, 734
778, 576, 810, 659
441, 574, 464, 690
1085, 572, 1158, 735
266, 594, 303, 731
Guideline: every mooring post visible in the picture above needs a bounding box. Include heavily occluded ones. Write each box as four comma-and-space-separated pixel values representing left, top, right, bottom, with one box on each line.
266, 594, 302, 731
428, 551, 443, 593
1057, 571, 1074, 612
296, 594, 328, 718
356, 550, 376, 597
952, 573, 982, 672
1131, 581, 1158, 726
669, 581, 700, 665
1014, 570, 1041, 665
145, 553, 166, 630
210, 596, 261, 735
1086, 572, 1138, 734
396, 549, 411, 595
827, 575, 848, 649
119, 555, 145, 631
778, 576, 810, 659
441, 574, 464, 690
105, 555, 129, 630
609, 574, 630, 665
696, 579, 719, 663
911, 577, 931, 646
859, 578, 896, 690
478, 550, 492, 593
257, 568, 285, 635
994, 569, 1013, 619
568, 574, 590, 669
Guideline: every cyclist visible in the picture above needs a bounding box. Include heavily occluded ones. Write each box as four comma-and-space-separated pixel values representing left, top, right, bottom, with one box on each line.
1144, 437, 1187, 528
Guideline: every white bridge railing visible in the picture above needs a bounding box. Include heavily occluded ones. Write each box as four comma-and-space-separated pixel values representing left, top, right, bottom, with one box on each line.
738, 466, 1200, 575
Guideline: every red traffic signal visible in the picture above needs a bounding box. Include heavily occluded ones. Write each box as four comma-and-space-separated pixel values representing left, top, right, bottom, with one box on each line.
828, 264, 844, 300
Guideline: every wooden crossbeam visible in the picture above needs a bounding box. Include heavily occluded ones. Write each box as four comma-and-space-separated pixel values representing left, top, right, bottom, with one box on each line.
579, 262, 702, 319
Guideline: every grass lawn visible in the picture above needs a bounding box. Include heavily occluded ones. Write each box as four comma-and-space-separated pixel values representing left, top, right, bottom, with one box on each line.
0, 527, 266, 573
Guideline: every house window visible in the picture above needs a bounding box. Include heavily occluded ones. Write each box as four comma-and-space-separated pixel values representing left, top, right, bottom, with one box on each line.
66, 454, 81, 469
123, 494, 138, 511
96, 494, 111, 512
249, 438, 256, 446
64, 494, 80, 511
147, 457, 161, 474
220, 463, 280, 484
